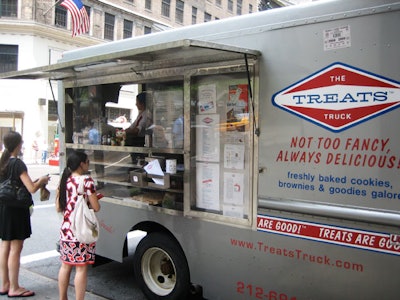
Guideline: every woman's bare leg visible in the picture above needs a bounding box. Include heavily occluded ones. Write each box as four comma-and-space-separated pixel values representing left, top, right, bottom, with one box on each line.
58, 262, 73, 300
0, 241, 11, 293
74, 265, 88, 300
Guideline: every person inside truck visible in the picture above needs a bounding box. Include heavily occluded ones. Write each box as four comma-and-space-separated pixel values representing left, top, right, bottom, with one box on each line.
125, 92, 153, 147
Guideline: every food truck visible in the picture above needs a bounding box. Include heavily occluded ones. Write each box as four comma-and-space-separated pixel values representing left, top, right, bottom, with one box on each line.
1, 0, 399, 299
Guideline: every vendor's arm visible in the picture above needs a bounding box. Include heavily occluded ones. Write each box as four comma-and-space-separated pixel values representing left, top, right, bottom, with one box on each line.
125, 124, 140, 137
126, 111, 149, 137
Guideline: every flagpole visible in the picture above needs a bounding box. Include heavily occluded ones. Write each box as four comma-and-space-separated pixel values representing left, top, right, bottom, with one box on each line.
43, 0, 63, 16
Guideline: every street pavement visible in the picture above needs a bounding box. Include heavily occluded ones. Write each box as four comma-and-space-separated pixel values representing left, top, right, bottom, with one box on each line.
17, 161, 109, 300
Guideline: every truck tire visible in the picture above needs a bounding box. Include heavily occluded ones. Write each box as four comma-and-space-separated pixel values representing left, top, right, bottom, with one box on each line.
133, 232, 190, 300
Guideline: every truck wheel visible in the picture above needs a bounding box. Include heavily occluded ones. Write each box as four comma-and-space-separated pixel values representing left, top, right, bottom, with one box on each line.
133, 232, 190, 300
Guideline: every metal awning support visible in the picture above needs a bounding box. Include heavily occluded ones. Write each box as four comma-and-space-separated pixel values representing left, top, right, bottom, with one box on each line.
244, 53, 259, 137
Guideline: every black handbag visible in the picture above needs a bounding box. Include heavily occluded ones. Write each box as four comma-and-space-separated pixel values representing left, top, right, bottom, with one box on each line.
0, 159, 33, 208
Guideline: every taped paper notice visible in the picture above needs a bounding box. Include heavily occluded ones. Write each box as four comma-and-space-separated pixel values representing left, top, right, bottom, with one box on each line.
144, 159, 164, 185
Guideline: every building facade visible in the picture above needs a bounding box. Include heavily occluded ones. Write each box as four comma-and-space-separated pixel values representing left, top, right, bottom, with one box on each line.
0, 0, 257, 161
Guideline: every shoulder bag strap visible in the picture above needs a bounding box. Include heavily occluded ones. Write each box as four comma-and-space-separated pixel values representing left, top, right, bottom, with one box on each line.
78, 176, 85, 195
6, 159, 17, 181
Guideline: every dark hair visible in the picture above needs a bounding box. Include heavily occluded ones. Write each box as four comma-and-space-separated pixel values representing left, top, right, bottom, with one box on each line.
57, 151, 88, 212
0, 131, 22, 177
136, 92, 147, 107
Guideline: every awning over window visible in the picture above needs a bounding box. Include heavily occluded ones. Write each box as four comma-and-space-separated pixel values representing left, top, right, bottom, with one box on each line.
0, 39, 260, 81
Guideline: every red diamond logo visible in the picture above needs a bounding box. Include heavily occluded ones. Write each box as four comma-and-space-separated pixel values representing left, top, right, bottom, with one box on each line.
202, 117, 214, 124
272, 63, 400, 132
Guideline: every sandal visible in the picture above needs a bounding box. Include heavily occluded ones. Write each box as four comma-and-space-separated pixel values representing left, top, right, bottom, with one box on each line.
7, 289, 35, 298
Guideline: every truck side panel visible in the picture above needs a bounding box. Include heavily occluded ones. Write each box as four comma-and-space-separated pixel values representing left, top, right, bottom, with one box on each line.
258, 6, 400, 215
97, 200, 399, 299
62, 1, 400, 299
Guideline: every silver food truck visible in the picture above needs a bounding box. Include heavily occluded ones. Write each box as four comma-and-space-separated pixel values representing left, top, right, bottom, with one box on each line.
1, 0, 399, 299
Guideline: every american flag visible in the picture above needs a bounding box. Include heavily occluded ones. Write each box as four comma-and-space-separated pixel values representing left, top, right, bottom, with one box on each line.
61, 0, 90, 37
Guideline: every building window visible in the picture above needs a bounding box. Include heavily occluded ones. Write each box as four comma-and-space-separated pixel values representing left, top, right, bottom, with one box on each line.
123, 20, 133, 39
84, 6, 91, 20
0, 0, 17, 17
175, 0, 184, 23
84, 5, 91, 33
161, 0, 170, 17
228, 0, 233, 13
48, 100, 59, 121
216, 0, 221, 7
204, 12, 211, 22
0, 112, 24, 139
237, 0, 242, 15
145, 0, 152, 10
104, 13, 115, 40
0, 45, 18, 73
191, 6, 197, 24
55, 4, 67, 28
144, 26, 152, 35
249, 4, 253, 13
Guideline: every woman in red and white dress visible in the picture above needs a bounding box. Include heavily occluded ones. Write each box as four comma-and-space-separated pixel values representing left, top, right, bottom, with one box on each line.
56, 151, 100, 300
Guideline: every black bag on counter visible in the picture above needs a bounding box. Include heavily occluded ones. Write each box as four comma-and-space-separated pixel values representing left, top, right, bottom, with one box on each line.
0, 159, 33, 208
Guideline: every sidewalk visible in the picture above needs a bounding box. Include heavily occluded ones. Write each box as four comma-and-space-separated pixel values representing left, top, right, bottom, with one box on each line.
19, 268, 108, 300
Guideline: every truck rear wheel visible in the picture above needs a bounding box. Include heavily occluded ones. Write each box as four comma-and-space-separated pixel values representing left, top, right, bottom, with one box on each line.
133, 232, 190, 300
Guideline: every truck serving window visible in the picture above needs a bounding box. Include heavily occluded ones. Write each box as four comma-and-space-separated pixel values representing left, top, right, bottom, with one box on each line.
0, 39, 260, 227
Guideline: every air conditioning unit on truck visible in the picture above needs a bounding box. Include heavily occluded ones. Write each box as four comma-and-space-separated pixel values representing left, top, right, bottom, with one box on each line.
1, 0, 399, 299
